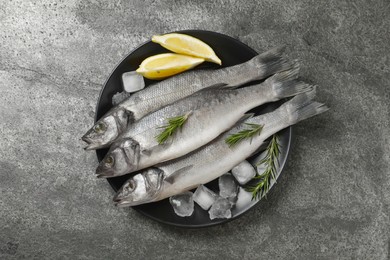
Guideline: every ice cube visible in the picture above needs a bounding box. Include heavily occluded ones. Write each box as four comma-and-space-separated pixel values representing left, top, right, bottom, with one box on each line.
112, 91, 131, 106
231, 160, 256, 185
208, 197, 232, 220
122, 71, 145, 93
228, 195, 238, 206
253, 150, 268, 175
218, 172, 238, 199
193, 185, 218, 210
235, 187, 253, 210
169, 191, 194, 217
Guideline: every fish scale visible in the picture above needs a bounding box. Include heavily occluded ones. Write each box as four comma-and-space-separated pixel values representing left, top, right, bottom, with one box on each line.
125, 58, 281, 119
96, 66, 313, 178
82, 47, 293, 150
113, 90, 329, 206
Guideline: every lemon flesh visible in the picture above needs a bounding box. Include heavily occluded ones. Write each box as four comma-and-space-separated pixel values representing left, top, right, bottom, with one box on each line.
136, 53, 205, 80
152, 33, 222, 65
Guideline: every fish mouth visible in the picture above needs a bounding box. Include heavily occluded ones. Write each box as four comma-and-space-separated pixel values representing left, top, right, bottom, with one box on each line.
81, 135, 105, 150
113, 191, 142, 207
113, 193, 130, 206
113, 194, 124, 204
95, 165, 115, 178
96, 173, 108, 178
113, 194, 154, 207
114, 199, 137, 207
81, 135, 94, 150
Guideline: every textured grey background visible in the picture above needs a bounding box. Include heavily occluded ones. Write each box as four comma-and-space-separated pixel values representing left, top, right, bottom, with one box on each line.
1, 0, 389, 259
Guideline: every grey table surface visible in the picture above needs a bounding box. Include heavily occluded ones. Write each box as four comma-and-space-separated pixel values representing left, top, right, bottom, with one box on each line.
1, 0, 389, 259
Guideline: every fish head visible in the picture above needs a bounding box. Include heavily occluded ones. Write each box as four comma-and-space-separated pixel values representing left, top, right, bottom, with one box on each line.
96, 138, 140, 178
82, 108, 133, 150
113, 168, 164, 207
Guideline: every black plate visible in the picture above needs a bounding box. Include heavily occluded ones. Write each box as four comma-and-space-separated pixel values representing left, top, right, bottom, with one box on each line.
95, 30, 292, 228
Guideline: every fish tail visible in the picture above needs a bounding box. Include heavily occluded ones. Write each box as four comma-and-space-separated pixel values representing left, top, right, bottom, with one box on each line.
269, 65, 314, 99
251, 47, 296, 78
284, 89, 329, 124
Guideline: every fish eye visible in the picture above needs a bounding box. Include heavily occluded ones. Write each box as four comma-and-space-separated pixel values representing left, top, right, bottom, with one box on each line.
127, 180, 136, 191
94, 122, 106, 133
105, 155, 114, 166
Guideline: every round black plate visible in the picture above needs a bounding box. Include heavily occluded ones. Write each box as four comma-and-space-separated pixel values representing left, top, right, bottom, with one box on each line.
95, 30, 292, 228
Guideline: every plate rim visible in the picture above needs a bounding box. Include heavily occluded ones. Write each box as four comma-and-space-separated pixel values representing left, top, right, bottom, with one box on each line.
94, 29, 293, 228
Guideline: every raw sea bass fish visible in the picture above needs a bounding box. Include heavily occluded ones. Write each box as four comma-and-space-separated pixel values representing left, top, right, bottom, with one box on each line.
113, 91, 329, 206
82, 47, 293, 150
96, 66, 311, 178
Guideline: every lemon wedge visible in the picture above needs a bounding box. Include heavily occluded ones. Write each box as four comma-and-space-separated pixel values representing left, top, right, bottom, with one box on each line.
152, 33, 222, 65
136, 53, 205, 80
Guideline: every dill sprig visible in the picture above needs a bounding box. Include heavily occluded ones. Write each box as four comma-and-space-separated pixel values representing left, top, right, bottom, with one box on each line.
155, 112, 191, 144
245, 134, 280, 200
225, 123, 263, 147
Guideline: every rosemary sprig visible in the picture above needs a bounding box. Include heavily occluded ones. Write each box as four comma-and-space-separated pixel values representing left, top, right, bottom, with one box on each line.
155, 112, 191, 144
225, 123, 263, 147
245, 134, 280, 200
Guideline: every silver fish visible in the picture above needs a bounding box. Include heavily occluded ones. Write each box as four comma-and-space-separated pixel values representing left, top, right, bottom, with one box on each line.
96, 66, 312, 178
82, 47, 293, 150
113, 90, 328, 207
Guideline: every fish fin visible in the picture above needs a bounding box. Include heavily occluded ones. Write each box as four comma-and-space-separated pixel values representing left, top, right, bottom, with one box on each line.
267, 61, 300, 82
164, 165, 194, 184
268, 65, 316, 99
283, 89, 329, 124
250, 47, 296, 79
293, 101, 329, 123
261, 46, 286, 57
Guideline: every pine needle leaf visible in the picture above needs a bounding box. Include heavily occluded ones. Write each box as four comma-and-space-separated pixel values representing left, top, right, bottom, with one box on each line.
225, 123, 263, 147
245, 134, 280, 200
155, 112, 191, 144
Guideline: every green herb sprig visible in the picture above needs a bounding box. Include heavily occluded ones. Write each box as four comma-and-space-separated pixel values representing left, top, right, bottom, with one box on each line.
155, 112, 191, 144
225, 123, 263, 147
246, 134, 280, 200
